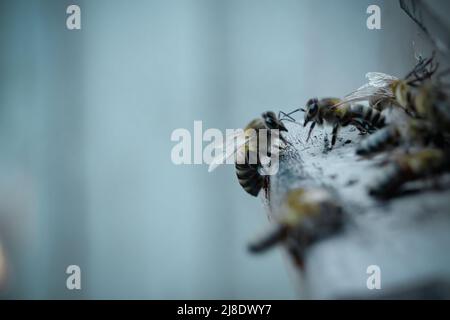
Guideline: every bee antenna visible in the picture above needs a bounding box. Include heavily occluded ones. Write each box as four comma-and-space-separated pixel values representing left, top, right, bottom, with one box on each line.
278, 107, 303, 122
405, 52, 435, 80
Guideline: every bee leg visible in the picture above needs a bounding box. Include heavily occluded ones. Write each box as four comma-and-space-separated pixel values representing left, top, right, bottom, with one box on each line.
278, 111, 295, 122
281, 136, 294, 149
306, 122, 316, 142
289, 248, 305, 271
263, 176, 271, 200
331, 124, 340, 148
350, 119, 369, 135
248, 224, 288, 254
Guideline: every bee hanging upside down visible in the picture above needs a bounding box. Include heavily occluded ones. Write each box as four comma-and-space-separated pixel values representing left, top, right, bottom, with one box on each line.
300, 97, 386, 148
369, 148, 450, 198
248, 187, 343, 268
208, 111, 290, 197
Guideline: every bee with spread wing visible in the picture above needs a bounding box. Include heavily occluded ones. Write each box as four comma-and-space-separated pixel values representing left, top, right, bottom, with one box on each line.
333, 54, 438, 116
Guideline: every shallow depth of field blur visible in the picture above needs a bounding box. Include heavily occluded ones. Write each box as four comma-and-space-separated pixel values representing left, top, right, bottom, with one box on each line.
1, 0, 449, 298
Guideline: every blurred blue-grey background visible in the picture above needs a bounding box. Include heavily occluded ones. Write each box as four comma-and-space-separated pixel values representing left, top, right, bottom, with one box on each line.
0, 0, 446, 298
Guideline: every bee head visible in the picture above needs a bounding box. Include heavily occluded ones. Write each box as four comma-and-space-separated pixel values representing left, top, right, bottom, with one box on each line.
304, 98, 319, 126
262, 111, 288, 132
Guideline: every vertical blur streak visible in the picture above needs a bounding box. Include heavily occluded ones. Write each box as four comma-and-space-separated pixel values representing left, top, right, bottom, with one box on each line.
0, 242, 6, 288
0, 0, 88, 298
82, 0, 238, 299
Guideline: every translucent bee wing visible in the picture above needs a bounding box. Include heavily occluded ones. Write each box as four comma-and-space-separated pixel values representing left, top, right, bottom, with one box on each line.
366, 72, 398, 88
208, 131, 251, 172
211, 130, 242, 151
332, 85, 386, 108
332, 73, 398, 108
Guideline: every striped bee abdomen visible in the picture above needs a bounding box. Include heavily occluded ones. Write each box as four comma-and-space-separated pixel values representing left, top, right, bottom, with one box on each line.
350, 104, 386, 129
235, 162, 264, 197
356, 126, 401, 155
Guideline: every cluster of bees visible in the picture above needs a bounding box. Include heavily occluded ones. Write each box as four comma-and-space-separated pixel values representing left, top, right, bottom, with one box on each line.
209, 54, 450, 265
351, 56, 450, 197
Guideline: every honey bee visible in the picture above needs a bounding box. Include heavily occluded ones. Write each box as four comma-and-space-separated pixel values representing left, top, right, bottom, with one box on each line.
356, 118, 445, 156
356, 125, 401, 155
302, 97, 386, 148
369, 148, 450, 198
208, 111, 289, 197
414, 81, 450, 133
248, 187, 343, 267
335, 54, 438, 116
